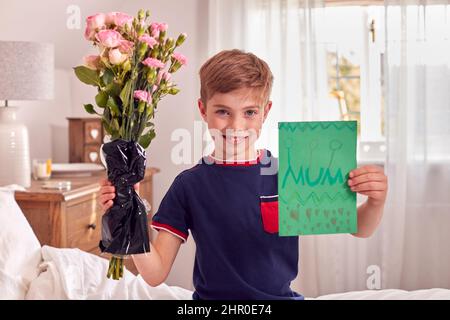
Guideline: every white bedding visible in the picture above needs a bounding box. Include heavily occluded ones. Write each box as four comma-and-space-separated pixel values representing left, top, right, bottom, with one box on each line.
1, 185, 449, 300
25, 245, 450, 300
25, 245, 193, 300
311, 288, 450, 300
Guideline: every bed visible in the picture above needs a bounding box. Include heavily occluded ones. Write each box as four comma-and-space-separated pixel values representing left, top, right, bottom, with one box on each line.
1, 186, 449, 300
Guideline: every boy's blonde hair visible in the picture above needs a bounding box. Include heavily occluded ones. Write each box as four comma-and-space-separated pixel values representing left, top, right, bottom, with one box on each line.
199, 49, 274, 106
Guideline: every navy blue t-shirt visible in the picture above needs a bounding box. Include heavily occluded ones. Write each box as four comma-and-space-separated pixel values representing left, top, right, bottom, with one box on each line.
151, 150, 303, 300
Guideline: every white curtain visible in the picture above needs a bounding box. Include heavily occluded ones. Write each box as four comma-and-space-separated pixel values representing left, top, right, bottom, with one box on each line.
208, 0, 450, 297
382, 0, 450, 290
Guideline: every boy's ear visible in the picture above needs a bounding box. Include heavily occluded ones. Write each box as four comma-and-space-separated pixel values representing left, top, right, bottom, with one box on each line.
198, 99, 207, 122
263, 101, 272, 122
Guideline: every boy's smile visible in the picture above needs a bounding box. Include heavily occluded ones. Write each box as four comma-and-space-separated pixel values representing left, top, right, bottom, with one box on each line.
198, 87, 272, 161
222, 133, 248, 145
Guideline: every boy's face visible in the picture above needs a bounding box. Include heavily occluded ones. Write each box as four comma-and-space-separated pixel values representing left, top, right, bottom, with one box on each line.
198, 87, 272, 159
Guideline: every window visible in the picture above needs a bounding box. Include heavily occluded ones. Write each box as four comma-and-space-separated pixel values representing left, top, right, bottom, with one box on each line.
240, 1, 448, 160
321, 5, 385, 143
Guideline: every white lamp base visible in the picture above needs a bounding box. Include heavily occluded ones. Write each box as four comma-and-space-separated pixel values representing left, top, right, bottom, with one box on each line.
0, 106, 31, 188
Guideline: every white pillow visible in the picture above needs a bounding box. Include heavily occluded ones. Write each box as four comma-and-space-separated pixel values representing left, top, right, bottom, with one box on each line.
0, 186, 42, 299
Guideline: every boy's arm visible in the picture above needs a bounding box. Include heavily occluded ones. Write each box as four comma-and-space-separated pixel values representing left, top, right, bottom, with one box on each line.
98, 179, 182, 286
352, 200, 385, 238
132, 230, 182, 286
347, 165, 388, 238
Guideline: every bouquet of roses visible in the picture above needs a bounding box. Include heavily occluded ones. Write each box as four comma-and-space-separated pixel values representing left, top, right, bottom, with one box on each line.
73, 9, 187, 280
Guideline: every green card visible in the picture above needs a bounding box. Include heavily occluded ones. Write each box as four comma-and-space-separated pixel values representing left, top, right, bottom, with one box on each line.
278, 121, 357, 236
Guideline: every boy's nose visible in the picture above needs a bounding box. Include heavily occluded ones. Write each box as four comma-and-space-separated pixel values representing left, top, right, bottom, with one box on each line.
228, 117, 247, 132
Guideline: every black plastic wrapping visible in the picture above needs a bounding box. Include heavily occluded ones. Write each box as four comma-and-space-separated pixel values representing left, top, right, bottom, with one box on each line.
99, 139, 150, 257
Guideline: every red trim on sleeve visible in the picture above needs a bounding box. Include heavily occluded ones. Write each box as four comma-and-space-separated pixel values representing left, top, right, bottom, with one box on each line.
151, 221, 188, 242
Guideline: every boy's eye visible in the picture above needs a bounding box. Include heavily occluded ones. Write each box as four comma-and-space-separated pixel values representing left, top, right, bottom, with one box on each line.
245, 110, 258, 117
216, 109, 229, 116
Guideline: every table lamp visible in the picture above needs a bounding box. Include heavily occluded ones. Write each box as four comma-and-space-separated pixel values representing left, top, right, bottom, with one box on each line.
0, 41, 54, 188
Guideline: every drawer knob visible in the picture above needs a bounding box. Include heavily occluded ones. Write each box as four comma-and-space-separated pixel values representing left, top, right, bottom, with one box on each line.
90, 129, 99, 140
89, 152, 98, 162
87, 223, 96, 230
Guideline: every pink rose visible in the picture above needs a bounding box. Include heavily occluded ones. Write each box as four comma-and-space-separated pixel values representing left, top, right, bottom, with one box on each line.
84, 26, 96, 41
150, 22, 168, 38
84, 14, 106, 41
150, 23, 160, 38
96, 30, 123, 48
86, 13, 106, 30
158, 23, 168, 32
83, 55, 101, 70
157, 71, 172, 84
142, 57, 165, 69
172, 52, 188, 65
150, 23, 159, 31
118, 40, 134, 54
108, 48, 127, 65
133, 90, 152, 103
138, 35, 158, 48
114, 12, 133, 27
105, 12, 116, 25
106, 12, 133, 28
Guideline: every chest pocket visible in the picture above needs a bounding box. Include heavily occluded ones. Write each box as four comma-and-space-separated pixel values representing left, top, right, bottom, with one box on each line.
259, 154, 279, 234
259, 195, 279, 234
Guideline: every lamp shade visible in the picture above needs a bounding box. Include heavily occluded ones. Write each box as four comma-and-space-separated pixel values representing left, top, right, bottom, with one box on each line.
0, 41, 54, 100
0, 41, 54, 188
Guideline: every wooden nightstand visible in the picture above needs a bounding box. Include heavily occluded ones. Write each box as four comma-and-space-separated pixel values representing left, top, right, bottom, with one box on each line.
14, 167, 159, 275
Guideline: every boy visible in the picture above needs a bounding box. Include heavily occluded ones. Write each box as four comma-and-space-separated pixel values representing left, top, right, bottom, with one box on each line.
99, 49, 388, 300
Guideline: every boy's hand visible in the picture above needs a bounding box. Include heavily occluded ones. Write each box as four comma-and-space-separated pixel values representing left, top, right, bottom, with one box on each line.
99, 179, 140, 212
348, 165, 388, 207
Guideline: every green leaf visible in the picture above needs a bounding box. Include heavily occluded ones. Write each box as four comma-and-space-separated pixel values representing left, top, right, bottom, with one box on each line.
146, 121, 154, 127
101, 69, 114, 86
168, 87, 180, 95
103, 105, 111, 121
111, 118, 120, 130
95, 91, 108, 108
73, 66, 100, 86
138, 129, 155, 149
101, 117, 112, 135
106, 96, 121, 116
104, 82, 122, 97
137, 101, 145, 113
120, 79, 132, 108
83, 104, 100, 115
146, 104, 155, 118
111, 119, 120, 139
